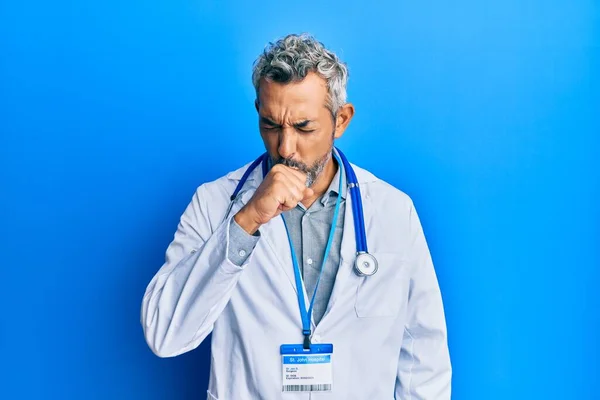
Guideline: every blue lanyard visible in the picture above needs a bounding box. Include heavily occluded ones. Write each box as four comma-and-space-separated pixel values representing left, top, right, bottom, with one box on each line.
280, 154, 344, 349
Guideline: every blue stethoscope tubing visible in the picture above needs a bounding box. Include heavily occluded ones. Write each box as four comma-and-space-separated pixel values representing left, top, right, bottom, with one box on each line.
227, 147, 378, 277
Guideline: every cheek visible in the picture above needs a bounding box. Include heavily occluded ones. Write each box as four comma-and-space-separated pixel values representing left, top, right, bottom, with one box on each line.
296, 131, 334, 159
260, 131, 280, 155
259, 130, 273, 145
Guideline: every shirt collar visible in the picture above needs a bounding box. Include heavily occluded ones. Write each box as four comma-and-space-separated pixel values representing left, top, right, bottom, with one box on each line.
320, 162, 346, 207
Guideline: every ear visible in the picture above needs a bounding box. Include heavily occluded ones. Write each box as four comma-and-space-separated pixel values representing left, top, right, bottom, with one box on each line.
333, 103, 355, 139
255, 99, 260, 113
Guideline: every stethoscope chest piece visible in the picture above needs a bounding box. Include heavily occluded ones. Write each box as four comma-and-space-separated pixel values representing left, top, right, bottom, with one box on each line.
354, 252, 378, 277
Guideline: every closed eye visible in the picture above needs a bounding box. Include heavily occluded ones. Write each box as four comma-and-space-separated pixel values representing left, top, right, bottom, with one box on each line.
259, 117, 316, 133
260, 117, 280, 131
294, 120, 316, 133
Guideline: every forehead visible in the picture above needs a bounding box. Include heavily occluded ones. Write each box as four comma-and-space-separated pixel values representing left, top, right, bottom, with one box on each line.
258, 72, 328, 118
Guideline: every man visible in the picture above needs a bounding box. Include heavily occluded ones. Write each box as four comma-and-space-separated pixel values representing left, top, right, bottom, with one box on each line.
141, 33, 451, 399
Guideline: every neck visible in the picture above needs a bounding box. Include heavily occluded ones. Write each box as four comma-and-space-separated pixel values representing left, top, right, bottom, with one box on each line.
302, 156, 338, 209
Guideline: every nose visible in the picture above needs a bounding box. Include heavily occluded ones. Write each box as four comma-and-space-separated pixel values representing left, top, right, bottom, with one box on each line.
278, 129, 297, 160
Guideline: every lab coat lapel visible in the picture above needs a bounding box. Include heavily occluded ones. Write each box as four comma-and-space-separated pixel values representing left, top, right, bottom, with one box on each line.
324, 163, 374, 318
260, 215, 306, 298
323, 192, 356, 317
322, 187, 360, 319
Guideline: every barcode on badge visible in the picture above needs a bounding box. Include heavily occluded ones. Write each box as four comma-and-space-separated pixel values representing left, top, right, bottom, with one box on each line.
282, 384, 332, 392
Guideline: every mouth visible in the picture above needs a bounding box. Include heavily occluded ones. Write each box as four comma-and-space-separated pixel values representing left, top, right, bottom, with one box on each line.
275, 158, 309, 173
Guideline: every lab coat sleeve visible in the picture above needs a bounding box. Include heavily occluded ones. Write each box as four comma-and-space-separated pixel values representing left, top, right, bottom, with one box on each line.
141, 183, 257, 358
395, 202, 452, 399
227, 217, 260, 266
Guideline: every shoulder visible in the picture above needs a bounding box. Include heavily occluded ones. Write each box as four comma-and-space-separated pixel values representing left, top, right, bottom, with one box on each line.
351, 163, 421, 255
177, 160, 260, 232
180, 159, 261, 231
352, 163, 414, 213
193, 159, 261, 201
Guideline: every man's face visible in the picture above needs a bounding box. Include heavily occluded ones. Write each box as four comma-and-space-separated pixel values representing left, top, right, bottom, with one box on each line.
256, 72, 339, 187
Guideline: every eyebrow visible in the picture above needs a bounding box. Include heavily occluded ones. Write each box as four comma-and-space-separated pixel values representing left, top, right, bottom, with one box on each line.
260, 116, 279, 126
260, 116, 314, 128
294, 120, 312, 128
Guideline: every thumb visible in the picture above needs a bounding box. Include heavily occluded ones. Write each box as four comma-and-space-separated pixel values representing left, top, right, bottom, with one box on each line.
303, 187, 314, 199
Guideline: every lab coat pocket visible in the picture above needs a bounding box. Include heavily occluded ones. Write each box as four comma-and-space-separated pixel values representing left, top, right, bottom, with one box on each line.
354, 252, 409, 318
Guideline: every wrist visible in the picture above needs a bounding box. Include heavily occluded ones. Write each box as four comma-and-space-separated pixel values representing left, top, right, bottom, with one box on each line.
234, 206, 262, 235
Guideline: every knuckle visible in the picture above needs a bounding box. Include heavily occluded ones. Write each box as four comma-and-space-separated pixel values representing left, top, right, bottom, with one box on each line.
272, 164, 285, 173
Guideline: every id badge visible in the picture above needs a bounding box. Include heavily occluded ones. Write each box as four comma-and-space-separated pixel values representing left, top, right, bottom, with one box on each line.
280, 343, 333, 393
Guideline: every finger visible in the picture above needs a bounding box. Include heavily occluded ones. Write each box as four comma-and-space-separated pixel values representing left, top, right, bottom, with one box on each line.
278, 165, 309, 187
302, 187, 314, 200
268, 180, 301, 211
275, 168, 313, 202
274, 173, 304, 202
278, 203, 295, 212
270, 164, 305, 187
273, 169, 309, 199
281, 192, 301, 209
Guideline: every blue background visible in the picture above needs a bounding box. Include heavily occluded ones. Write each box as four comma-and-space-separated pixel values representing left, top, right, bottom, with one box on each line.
1, 0, 598, 399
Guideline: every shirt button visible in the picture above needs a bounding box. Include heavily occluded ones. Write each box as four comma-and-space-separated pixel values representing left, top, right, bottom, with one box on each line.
307, 258, 313, 265
238, 249, 247, 257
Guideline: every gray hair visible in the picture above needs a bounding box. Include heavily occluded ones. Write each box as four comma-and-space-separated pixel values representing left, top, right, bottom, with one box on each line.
252, 33, 349, 115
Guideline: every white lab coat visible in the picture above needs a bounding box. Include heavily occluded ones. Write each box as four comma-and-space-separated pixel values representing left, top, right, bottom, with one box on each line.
141, 160, 451, 400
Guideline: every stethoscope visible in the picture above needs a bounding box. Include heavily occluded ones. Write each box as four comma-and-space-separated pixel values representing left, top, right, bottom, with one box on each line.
227, 147, 378, 277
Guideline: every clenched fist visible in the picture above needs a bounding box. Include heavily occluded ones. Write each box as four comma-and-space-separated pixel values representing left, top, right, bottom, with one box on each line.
234, 164, 314, 234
